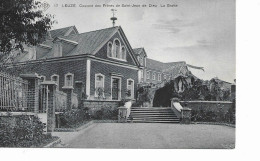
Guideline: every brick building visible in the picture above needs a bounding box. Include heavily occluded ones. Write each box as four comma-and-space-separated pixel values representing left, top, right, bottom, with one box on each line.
10, 25, 200, 108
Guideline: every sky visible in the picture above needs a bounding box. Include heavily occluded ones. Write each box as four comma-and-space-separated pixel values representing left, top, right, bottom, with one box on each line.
44, 0, 235, 83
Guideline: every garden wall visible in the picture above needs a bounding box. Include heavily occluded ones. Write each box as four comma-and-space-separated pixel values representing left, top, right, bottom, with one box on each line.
180, 101, 235, 123
180, 101, 232, 113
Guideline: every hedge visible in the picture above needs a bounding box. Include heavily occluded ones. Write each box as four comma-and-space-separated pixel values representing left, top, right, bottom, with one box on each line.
0, 115, 52, 147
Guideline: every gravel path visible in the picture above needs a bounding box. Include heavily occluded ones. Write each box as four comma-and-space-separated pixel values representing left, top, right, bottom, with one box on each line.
53, 123, 235, 149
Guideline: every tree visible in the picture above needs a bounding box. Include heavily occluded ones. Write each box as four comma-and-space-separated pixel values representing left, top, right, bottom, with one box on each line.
0, 0, 55, 61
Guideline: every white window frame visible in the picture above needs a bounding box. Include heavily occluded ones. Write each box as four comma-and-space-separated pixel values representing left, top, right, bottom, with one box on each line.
107, 38, 127, 62
64, 73, 74, 88
152, 72, 156, 80
164, 74, 167, 80
51, 74, 59, 89
126, 78, 134, 99
113, 38, 121, 59
107, 41, 113, 57
141, 70, 144, 79
147, 71, 150, 79
158, 73, 161, 81
111, 76, 122, 101
95, 73, 105, 98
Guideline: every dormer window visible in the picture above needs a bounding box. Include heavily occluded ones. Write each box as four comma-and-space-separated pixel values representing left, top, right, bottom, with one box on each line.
107, 39, 126, 61
64, 73, 74, 87
140, 57, 143, 66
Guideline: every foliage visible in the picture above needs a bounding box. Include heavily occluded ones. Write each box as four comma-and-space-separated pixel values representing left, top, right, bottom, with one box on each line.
59, 109, 90, 128
92, 106, 118, 120
95, 87, 105, 99
0, 115, 51, 147
136, 86, 157, 106
0, 0, 55, 61
153, 77, 231, 107
191, 105, 235, 124
153, 80, 179, 107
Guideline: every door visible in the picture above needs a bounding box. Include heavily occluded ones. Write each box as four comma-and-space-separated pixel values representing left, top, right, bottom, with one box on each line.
112, 78, 119, 100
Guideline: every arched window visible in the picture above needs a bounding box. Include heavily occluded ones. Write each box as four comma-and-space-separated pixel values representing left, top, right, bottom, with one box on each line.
158, 73, 161, 81
126, 79, 134, 98
107, 42, 112, 57
51, 74, 59, 89
152, 72, 156, 80
64, 73, 74, 87
121, 46, 126, 60
113, 39, 121, 58
95, 73, 105, 98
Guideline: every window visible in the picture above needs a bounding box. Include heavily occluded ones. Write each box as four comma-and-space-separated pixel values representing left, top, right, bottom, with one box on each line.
95, 73, 105, 98
107, 42, 112, 57
121, 46, 126, 60
141, 70, 144, 79
51, 74, 59, 89
114, 39, 121, 58
127, 79, 134, 98
147, 71, 150, 79
152, 72, 156, 80
108, 39, 126, 61
140, 57, 143, 66
64, 73, 74, 87
164, 74, 167, 80
158, 73, 161, 81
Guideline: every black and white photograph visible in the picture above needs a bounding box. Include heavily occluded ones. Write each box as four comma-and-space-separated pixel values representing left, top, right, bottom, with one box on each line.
0, 0, 236, 150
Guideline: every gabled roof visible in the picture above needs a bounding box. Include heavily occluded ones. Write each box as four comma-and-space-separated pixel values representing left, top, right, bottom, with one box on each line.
49, 26, 78, 39
55, 26, 118, 56
146, 58, 185, 71
133, 48, 147, 57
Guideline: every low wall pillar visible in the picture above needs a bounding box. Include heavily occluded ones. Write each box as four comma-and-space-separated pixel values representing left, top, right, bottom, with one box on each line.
118, 106, 128, 123
181, 108, 192, 124
62, 87, 73, 110
41, 81, 57, 134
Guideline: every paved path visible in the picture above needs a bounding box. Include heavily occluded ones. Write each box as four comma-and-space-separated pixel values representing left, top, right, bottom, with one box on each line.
53, 123, 235, 149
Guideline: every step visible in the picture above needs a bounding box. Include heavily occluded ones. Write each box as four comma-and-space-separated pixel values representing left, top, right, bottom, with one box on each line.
130, 120, 180, 123
131, 113, 175, 115
131, 115, 177, 118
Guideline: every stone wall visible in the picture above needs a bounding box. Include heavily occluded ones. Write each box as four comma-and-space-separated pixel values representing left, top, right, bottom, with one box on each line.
180, 101, 232, 113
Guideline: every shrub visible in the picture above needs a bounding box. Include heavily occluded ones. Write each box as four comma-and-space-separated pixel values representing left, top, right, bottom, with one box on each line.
0, 115, 50, 147
59, 109, 90, 128
191, 106, 235, 124
92, 106, 118, 120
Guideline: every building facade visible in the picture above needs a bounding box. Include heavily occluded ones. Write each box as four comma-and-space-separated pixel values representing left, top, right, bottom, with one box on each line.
10, 25, 198, 106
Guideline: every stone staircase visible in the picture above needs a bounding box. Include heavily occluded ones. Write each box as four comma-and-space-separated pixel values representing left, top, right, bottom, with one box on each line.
128, 107, 180, 123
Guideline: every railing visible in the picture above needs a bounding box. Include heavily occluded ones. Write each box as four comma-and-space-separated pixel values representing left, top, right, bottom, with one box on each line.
0, 71, 28, 111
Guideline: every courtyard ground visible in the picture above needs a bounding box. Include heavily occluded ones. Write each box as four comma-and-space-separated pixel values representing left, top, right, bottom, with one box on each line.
53, 123, 235, 149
